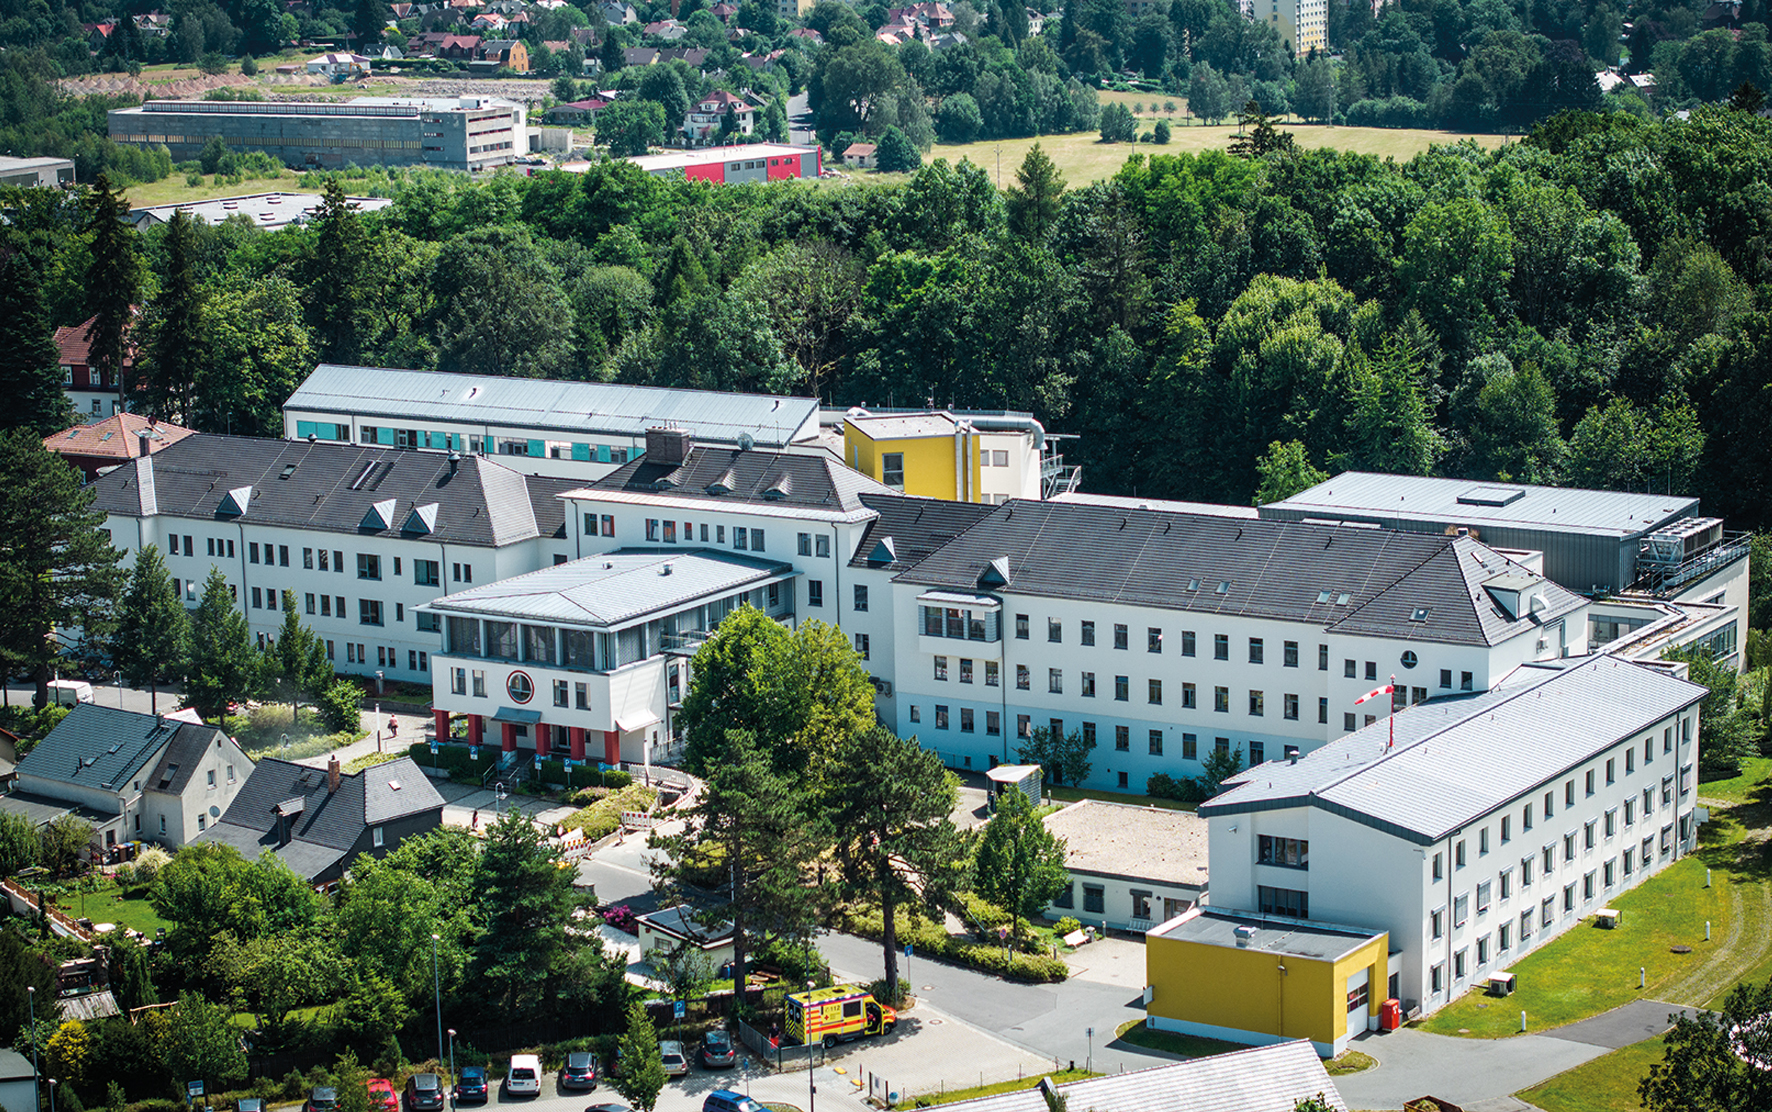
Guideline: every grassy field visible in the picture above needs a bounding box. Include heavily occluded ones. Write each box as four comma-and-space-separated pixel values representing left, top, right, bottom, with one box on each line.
1514, 1036, 1664, 1112
122, 172, 306, 207
1110, 1018, 1241, 1058
1419, 761, 1772, 1037
856, 125, 1509, 188
1049, 785, 1197, 812
908, 1069, 1094, 1107
58, 877, 172, 935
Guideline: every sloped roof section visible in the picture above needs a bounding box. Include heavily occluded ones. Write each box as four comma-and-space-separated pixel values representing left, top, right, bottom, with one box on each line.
17, 705, 204, 793
141, 721, 236, 797
847, 493, 996, 572
895, 499, 1518, 641
585, 446, 894, 517
1201, 655, 1706, 842
936, 1041, 1345, 1112
90, 433, 566, 548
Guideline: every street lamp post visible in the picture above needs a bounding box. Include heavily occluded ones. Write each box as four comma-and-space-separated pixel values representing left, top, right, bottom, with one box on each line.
446, 1029, 457, 1107
805, 979, 816, 1112
47, 1079, 56, 1112
1085, 1027, 1093, 1074
27, 987, 38, 1112
375, 671, 385, 753
432, 933, 444, 1069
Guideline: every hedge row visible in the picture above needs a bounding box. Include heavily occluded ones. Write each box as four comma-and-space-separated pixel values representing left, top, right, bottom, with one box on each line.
404, 742, 632, 790
838, 905, 1069, 984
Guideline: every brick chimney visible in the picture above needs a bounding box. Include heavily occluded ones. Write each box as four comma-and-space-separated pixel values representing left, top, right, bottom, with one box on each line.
645, 426, 692, 467
327, 755, 341, 793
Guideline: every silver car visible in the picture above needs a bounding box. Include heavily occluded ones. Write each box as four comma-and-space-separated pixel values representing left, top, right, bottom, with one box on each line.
658, 1041, 689, 1078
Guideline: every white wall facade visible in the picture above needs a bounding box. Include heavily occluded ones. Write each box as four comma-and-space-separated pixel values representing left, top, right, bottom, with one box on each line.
1046, 870, 1202, 932
138, 733, 253, 846
1205, 704, 1701, 1017
105, 513, 571, 686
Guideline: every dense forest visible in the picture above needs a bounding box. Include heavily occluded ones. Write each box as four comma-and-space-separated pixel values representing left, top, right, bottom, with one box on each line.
6, 104, 1772, 545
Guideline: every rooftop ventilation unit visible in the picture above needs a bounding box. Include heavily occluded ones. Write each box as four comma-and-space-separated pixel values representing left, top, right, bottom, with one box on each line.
1457, 485, 1526, 507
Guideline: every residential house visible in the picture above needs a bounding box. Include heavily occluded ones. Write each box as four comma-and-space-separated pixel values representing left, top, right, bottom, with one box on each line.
635, 905, 736, 968
935, 1041, 1346, 1112
0, 1048, 37, 1112
368, 43, 405, 59
474, 39, 529, 71
683, 89, 758, 141
54, 313, 136, 421
43, 414, 194, 482
0, 728, 19, 788
1186, 654, 1704, 1031
644, 18, 687, 38
710, 2, 739, 19
1042, 799, 1208, 932
0, 704, 252, 853
134, 11, 173, 35
600, 0, 639, 22
196, 755, 444, 884
787, 26, 823, 43
841, 142, 875, 168
307, 51, 372, 77
438, 33, 482, 57
90, 431, 580, 686
622, 46, 660, 66
545, 96, 614, 124
470, 12, 508, 30
658, 46, 710, 67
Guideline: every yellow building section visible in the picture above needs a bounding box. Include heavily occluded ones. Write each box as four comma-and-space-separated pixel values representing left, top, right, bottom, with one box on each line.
843, 414, 984, 503
1146, 909, 1388, 1057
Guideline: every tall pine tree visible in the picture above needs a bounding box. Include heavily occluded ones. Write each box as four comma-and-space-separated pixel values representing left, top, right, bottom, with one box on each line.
0, 432, 121, 706
111, 544, 191, 714
0, 249, 73, 435
142, 210, 206, 425
304, 181, 367, 364
82, 174, 143, 408
185, 567, 259, 721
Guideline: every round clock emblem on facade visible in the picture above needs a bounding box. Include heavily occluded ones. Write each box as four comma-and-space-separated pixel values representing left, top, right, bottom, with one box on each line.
506, 670, 534, 703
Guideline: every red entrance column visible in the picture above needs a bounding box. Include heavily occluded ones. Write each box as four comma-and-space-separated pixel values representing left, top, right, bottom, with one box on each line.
568, 727, 586, 761
467, 714, 483, 748
603, 729, 620, 765
432, 708, 449, 742
535, 722, 551, 758
501, 721, 518, 753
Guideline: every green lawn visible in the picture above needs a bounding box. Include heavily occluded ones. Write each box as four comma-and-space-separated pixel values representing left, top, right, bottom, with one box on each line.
1111, 1018, 1242, 1058
909, 1069, 1094, 1107
1514, 1035, 1664, 1112
1696, 757, 1772, 806
1049, 786, 1197, 812
1420, 762, 1772, 1037
58, 878, 172, 935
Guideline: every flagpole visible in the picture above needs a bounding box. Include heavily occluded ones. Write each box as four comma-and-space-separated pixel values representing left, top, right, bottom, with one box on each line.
1388, 673, 1397, 751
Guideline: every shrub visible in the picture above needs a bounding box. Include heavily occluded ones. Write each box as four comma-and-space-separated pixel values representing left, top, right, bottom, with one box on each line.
956, 892, 1011, 935
1153, 119, 1171, 143
866, 977, 911, 1005
198, 51, 228, 75
1146, 773, 1207, 803
240, 54, 259, 75
602, 904, 638, 933
319, 680, 363, 733
1053, 917, 1082, 936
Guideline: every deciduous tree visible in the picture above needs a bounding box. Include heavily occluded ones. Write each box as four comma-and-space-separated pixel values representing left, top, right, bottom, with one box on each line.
612, 1002, 667, 1112
971, 787, 1068, 933
162, 992, 248, 1089
1016, 725, 1096, 787
1252, 440, 1328, 505
875, 125, 921, 172
1641, 977, 1772, 1112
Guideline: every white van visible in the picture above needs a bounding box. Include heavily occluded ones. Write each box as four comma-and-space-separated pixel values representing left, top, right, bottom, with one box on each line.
47, 680, 94, 706
504, 1055, 541, 1099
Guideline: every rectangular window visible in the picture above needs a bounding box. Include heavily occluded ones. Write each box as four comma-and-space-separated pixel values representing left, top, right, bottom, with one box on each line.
1183, 682, 1197, 708
1215, 634, 1229, 661
1440, 668, 1452, 689
1606, 809, 1617, 837
1080, 621, 1095, 646
854, 585, 868, 612
1319, 644, 1329, 671
934, 656, 948, 681
416, 559, 440, 586
249, 542, 260, 564
853, 633, 870, 660
1258, 836, 1309, 868
1564, 883, 1576, 913
251, 587, 263, 609
1114, 623, 1128, 650
1433, 852, 1443, 880
985, 661, 999, 687
752, 529, 765, 552
959, 658, 973, 684
1501, 868, 1513, 899
798, 533, 812, 556
1456, 840, 1467, 868
1049, 668, 1063, 694
1283, 640, 1298, 667
1082, 722, 1096, 748
1462, 671, 1474, 691
1115, 725, 1129, 751
1319, 697, 1329, 724
352, 554, 382, 581
1182, 733, 1197, 760
1585, 821, 1596, 850
1477, 880, 1492, 912
1431, 909, 1444, 938
1049, 618, 1062, 643
1345, 659, 1357, 678
1432, 964, 1444, 994
1249, 638, 1264, 664
1248, 690, 1264, 716
1284, 693, 1299, 720
1083, 886, 1105, 914
1257, 885, 1308, 919
1477, 936, 1490, 966
1148, 627, 1162, 653
1148, 730, 1163, 756
1017, 664, 1030, 690
1480, 828, 1490, 855
1216, 686, 1230, 713
1018, 715, 1031, 738
1453, 893, 1469, 926
553, 679, 569, 707
360, 599, 383, 626
882, 452, 905, 489
1183, 631, 1197, 657
1149, 678, 1162, 705
986, 711, 1000, 736
1115, 675, 1129, 701
935, 705, 948, 730
1502, 816, 1511, 844
808, 580, 823, 607
960, 708, 974, 733
1587, 770, 1596, 797
1081, 671, 1095, 697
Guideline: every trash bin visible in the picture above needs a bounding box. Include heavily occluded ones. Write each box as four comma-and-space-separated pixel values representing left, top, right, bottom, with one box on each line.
1380, 998, 1402, 1031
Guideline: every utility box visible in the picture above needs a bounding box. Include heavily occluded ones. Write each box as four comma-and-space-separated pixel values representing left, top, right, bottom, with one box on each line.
1488, 972, 1516, 997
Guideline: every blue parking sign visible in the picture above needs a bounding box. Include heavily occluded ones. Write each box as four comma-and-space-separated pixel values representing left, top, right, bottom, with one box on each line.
673, 1001, 685, 1019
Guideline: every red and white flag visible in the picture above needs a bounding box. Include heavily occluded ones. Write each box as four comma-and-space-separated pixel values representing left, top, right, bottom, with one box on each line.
1354, 682, 1395, 706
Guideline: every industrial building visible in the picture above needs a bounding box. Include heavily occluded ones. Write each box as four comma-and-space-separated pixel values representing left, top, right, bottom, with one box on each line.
0, 155, 74, 188
1262, 472, 1750, 668
560, 143, 821, 182
282, 364, 824, 481
107, 96, 525, 172
127, 191, 393, 230
1189, 654, 1704, 1028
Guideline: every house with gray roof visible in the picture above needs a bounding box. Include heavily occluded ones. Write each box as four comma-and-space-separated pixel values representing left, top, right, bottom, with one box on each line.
195, 754, 443, 884
90, 432, 579, 689
1198, 653, 1705, 1019
0, 704, 250, 853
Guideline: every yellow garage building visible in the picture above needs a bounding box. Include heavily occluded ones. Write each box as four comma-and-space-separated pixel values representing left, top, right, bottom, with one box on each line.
1147, 907, 1389, 1057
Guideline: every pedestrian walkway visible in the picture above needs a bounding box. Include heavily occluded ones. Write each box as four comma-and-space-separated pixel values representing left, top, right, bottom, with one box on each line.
1536, 998, 1705, 1049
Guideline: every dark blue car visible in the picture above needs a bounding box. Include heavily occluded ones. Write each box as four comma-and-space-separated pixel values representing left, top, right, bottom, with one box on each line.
453, 1067, 488, 1106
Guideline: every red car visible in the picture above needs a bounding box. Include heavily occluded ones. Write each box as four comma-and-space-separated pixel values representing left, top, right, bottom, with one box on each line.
367, 1080, 399, 1112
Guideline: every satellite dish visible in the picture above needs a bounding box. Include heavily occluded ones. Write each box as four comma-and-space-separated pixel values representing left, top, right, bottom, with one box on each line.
738, 432, 755, 451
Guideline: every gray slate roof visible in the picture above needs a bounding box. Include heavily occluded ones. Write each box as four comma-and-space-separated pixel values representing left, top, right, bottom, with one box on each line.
286, 365, 821, 447
91, 433, 575, 548
584, 445, 894, 517
422, 549, 794, 628
1264, 471, 1699, 539
141, 717, 233, 796
894, 500, 1572, 647
0, 1047, 35, 1082
197, 756, 443, 879
937, 1041, 1345, 1112
16, 704, 218, 795
1200, 655, 1706, 843
848, 493, 996, 572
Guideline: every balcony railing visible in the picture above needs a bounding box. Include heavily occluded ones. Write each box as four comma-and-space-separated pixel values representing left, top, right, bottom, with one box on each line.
1630, 532, 1750, 596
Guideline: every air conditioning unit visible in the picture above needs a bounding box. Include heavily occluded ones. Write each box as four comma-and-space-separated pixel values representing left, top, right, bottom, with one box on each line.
870, 678, 892, 697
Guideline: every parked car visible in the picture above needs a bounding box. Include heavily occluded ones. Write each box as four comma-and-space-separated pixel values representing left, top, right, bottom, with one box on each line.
658, 1041, 689, 1078
504, 1054, 543, 1098
454, 1066, 489, 1105
557, 1052, 598, 1091
702, 1092, 765, 1112
585, 1105, 633, 1112
367, 1079, 399, 1112
403, 1073, 445, 1112
238, 1100, 264, 1112
306, 1088, 339, 1112
698, 1031, 736, 1069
